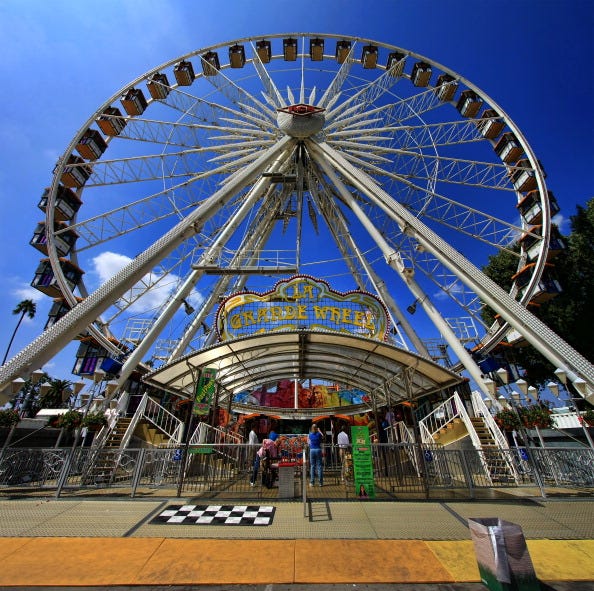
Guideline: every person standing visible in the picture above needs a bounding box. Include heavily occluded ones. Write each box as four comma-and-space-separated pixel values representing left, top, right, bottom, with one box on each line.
308, 423, 324, 487
337, 425, 350, 481
248, 425, 259, 447
247, 424, 259, 468
249, 432, 278, 487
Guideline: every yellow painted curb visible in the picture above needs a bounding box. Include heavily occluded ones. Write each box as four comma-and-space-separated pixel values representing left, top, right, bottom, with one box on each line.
134, 539, 295, 585
295, 540, 454, 583
0, 537, 592, 586
527, 539, 594, 581
427, 540, 481, 582
0, 538, 164, 587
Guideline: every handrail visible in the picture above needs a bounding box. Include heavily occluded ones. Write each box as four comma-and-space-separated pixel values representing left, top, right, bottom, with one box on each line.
188, 421, 209, 445
118, 393, 148, 451
188, 422, 243, 445
142, 396, 184, 445
470, 391, 510, 451
418, 392, 476, 446
470, 390, 520, 483
386, 420, 413, 444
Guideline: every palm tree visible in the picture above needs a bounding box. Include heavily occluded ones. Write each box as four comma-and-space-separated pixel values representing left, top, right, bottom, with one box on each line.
2, 299, 37, 365
40, 378, 73, 409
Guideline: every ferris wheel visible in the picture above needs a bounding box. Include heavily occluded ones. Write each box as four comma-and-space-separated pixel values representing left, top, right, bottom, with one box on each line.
3, 33, 594, 396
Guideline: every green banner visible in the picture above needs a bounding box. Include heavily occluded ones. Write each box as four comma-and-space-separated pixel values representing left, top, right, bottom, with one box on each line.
193, 368, 217, 416
351, 425, 375, 498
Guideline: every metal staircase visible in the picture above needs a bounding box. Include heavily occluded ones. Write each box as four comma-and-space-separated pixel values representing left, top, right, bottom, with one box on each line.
83, 393, 184, 484
419, 392, 519, 485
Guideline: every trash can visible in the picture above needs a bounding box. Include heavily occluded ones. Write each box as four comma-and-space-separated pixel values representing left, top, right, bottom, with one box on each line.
468, 517, 540, 591
277, 462, 297, 498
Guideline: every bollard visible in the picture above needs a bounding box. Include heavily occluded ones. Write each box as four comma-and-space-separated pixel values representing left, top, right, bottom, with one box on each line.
468, 517, 540, 591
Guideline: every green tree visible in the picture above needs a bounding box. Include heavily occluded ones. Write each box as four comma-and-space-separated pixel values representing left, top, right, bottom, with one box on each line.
2, 299, 37, 365
481, 198, 594, 386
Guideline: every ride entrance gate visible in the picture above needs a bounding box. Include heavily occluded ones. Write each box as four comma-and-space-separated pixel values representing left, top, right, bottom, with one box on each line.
2, 443, 592, 500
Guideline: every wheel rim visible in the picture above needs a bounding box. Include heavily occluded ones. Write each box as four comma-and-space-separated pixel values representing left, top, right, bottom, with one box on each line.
41, 33, 552, 383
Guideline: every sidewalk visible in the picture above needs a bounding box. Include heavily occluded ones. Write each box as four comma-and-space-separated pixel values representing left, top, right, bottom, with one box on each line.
0, 496, 593, 587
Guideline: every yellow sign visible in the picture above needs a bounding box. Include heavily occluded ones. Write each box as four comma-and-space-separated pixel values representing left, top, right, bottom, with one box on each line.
216, 275, 389, 340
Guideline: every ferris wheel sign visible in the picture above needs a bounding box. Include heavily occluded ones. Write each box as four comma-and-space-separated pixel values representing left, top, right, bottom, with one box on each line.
216, 275, 389, 341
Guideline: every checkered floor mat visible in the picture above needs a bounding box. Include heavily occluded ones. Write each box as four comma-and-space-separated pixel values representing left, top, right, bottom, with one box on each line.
151, 504, 276, 526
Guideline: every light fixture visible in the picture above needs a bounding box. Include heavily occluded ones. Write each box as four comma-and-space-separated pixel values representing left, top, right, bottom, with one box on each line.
496, 367, 509, 385
73, 380, 85, 395
515, 378, 528, 396
406, 299, 418, 314
105, 380, 119, 397
10, 377, 25, 395
30, 369, 45, 385
547, 381, 560, 398
527, 385, 538, 401
182, 299, 195, 315
39, 382, 52, 396
511, 391, 521, 405
554, 368, 568, 385
572, 378, 588, 397
93, 368, 106, 384
497, 394, 510, 409
483, 378, 497, 396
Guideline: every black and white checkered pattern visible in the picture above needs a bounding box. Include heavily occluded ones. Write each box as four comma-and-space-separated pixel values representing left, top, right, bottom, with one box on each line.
152, 504, 276, 526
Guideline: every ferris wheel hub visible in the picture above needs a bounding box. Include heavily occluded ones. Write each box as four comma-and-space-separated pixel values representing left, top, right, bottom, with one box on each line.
277, 104, 325, 138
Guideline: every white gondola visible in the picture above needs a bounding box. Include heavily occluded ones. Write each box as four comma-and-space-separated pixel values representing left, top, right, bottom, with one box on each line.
494, 132, 523, 164
58, 155, 92, 189
76, 128, 107, 160
434, 73, 458, 101
121, 88, 148, 116
229, 44, 246, 68
38, 185, 82, 222
361, 45, 378, 69
283, 38, 297, 61
520, 224, 565, 262
310, 38, 324, 61
147, 72, 170, 99
30, 221, 77, 257
512, 263, 562, 304
174, 60, 195, 85
201, 51, 220, 76
96, 107, 126, 136
335, 40, 351, 64
411, 61, 431, 86
386, 52, 406, 77
509, 159, 539, 193
256, 40, 271, 63
517, 190, 560, 226
476, 109, 504, 140
31, 258, 83, 297
456, 89, 482, 117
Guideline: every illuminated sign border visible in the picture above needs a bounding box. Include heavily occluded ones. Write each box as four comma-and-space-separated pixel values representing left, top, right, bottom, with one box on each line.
216, 275, 390, 341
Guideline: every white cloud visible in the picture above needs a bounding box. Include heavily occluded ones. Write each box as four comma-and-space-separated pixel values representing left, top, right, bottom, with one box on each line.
433, 281, 465, 300
91, 251, 203, 315
12, 284, 45, 303
552, 213, 569, 234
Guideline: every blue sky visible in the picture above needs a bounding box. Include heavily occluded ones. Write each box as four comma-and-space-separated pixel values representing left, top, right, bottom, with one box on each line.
0, 0, 592, 386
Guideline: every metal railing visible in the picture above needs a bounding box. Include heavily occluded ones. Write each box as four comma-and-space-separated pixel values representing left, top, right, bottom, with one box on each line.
1, 442, 592, 500
140, 395, 184, 445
